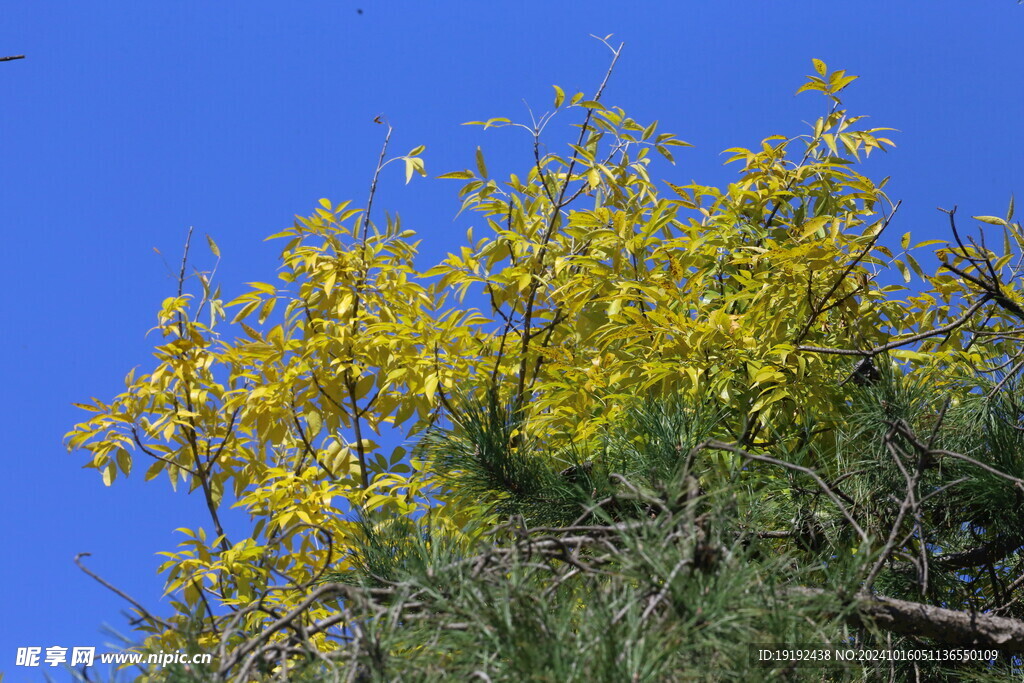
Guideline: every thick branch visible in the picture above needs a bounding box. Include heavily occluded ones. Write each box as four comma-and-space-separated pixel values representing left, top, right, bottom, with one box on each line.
793, 587, 1024, 652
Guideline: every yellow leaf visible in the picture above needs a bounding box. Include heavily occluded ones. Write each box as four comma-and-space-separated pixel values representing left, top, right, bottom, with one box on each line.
257, 297, 276, 324
338, 292, 353, 316
974, 215, 1007, 226
116, 448, 132, 475
323, 269, 337, 294
798, 217, 829, 240
822, 133, 838, 156
305, 411, 323, 437
437, 170, 474, 180
354, 374, 375, 400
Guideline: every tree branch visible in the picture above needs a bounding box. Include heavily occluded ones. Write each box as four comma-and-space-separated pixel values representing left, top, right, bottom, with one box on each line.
792, 586, 1024, 652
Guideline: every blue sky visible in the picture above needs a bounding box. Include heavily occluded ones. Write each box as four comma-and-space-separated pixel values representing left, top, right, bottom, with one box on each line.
2, 1, 1023, 678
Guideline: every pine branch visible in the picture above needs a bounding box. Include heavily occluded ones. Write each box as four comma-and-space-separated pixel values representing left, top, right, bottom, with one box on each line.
794, 586, 1024, 652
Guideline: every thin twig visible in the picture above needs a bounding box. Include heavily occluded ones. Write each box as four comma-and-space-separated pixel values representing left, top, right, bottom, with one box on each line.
75, 553, 169, 630
359, 124, 392, 245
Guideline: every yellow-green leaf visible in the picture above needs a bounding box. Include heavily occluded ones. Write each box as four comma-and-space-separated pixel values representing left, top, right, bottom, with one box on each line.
206, 234, 221, 258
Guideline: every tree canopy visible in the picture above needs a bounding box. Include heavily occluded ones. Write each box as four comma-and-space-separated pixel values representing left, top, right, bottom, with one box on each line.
68, 46, 1024, 680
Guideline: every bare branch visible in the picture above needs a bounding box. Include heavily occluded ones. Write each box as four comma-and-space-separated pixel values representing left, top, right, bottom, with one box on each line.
75, 553, 170, 631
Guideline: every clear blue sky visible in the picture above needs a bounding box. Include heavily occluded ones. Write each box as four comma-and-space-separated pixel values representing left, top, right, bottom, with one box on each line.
2, 1, 1023, 678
